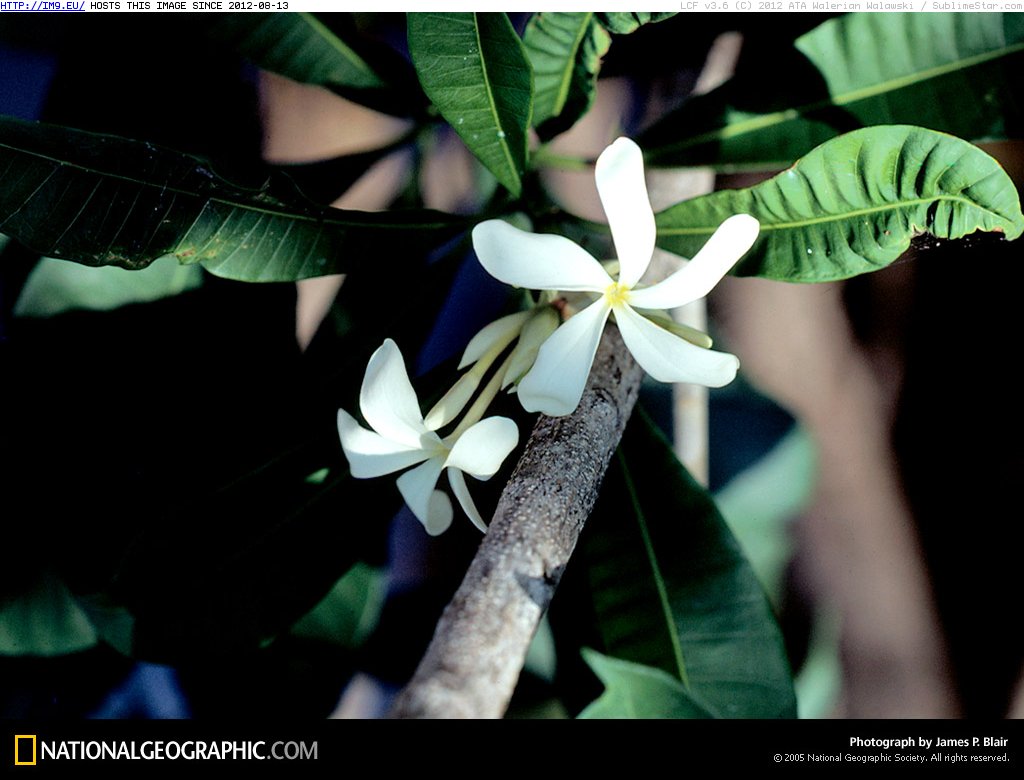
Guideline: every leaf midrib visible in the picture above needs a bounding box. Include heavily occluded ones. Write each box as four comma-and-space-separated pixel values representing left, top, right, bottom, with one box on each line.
656, 193, 1000, 237
474, 13, 519, 183
0, 141, 454, 231
617, 451, 689, 688
298, 12, 381, 84
550, 13, 593, 117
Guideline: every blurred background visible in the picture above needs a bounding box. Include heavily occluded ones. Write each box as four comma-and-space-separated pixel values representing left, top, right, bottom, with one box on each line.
1, 12, 1021, 719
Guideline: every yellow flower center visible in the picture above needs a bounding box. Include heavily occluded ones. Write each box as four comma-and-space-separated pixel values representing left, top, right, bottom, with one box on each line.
603, 282, 630, 307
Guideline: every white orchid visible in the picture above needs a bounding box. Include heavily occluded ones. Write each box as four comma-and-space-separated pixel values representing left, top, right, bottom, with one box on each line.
337, 339, 518, 535
471, 137, 760, 417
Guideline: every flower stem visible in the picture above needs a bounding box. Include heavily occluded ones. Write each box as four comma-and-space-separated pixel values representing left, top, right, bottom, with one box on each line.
389, 326, 644, 719
530, 147, 591, 172
447, 350, 515, 441
425, 323, 521, 431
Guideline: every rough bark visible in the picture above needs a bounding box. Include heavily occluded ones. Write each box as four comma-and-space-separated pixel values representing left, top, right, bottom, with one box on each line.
389, 326, 643, 719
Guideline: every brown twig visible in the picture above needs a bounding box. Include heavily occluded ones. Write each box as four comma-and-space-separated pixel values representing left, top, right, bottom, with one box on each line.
388, 326, 643, 719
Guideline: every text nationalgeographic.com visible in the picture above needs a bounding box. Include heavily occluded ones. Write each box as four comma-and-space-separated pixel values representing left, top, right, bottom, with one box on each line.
14, 737, 316, 763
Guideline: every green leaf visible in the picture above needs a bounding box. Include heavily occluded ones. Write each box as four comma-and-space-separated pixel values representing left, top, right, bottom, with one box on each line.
794, 611, 842, 719
0, 572, 97, 656
0, 115, 465, 282
290, 564, 387, 649
408, 13, 532, 197
203, 13, 415, 117
655, 126, 1024, 282
578, 649, 715, 719
596, 12, 676, 36
642, 13, 1024, 169
581, 409, 795, 718
523, 13, 610, 139
74, 594, 136, 657
714, 425, 816, 601
207, 13, 384, 92
14, 255, 203, 318
122, 466, 401, 661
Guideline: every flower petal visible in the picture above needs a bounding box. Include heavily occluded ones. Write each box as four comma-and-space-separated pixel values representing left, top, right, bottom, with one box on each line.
396, 457, 451, 535
595, 138, 656, 288
447, 468, 488, 534
423, 491, 454, 536
473, 220, 611, 292
459, 310, 531, 370
629, 214, 759, 310
359, 338, 434, 449
517, 299, 611, 416
444, 416, 519, 479
337, 409, 430, 478
614, 303, 739, 387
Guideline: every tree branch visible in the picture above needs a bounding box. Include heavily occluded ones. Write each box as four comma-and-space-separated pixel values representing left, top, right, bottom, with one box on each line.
389, 325, 643, 718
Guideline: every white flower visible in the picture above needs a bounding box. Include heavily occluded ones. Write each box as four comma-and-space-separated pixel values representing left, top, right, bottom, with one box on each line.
471, 137, 760, 417
337, 339, 519, 535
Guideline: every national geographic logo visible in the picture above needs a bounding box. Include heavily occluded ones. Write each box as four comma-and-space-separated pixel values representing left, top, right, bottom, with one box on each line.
14, 735, 37, 766
9, 736, 316, 763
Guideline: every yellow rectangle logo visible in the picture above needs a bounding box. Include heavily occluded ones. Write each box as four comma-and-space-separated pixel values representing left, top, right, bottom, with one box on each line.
14, 735, 37, 766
